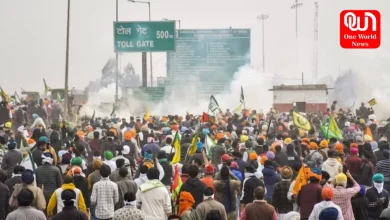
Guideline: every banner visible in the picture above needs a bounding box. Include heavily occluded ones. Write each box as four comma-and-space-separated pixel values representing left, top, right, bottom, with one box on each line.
208, 95, 220, 113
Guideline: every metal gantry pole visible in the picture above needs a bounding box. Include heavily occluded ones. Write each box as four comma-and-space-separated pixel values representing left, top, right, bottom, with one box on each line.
115, 0, 119, 104
64, 0, 71, 119
148, 2, 153, 86
257, 14, 269, 73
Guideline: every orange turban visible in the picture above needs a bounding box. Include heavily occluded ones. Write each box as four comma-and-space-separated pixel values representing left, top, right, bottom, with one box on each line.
322, 187, 334, 200
310, 142, 319, 150
334, 143, 344, 154
260, 156, 268, 165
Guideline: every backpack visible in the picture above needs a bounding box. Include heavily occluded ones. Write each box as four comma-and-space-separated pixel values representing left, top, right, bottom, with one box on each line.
205, 210, 222, 220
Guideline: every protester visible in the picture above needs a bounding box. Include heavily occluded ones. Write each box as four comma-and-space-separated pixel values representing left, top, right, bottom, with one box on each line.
240, 186, 277, 220
4, 165, 24, 195
308, 187, 343, 220
366, 173, 389, 219
1, 141, 23, 179
272, 166, 293, 219
177, 164, 206, 208
136, 167, 172, 220
113, 192, 145, 220
9, 169, 46, 211
297, 168, 323, 220
35, 152, 62, 202
91, 164, 119, 220
332, 172, 361, 220
195, 187, 227, 220
5, 189, 46, 220
47, 175, 87, 217
52, 189, 88, 220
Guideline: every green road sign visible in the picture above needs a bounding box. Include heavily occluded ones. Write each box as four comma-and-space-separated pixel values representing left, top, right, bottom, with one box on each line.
114, 21, 176, 52
166, 29, 250, 94
132, 87, 165, 101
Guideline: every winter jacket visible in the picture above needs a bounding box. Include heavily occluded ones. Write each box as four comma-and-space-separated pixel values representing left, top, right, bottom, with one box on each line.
366, 186, 389, 219
213, 179, 241, 213
47, 183, 87, 217
345, 155, 362, 179
178, 177, 206, 208
286, 152, 300, 169
159, 161, 173, 186
358, 159, 374, 186
4, 175, 22, 195
274, 152, 289, 167
211, 144, 226, 167
1, 149, 23, 178
272, 180, 293, 214
116, 177, 138, 209
35, 164, 62, 202
351, 195, 369, 220
5, 206, 46, 220
321, 158, 343, 181
194, 198, 228, 220
73, 175, 90, 208
240, 174, 265, 206
262, 166, 281, 203
0, 183, 9, 220
9, 183, 46, 211
297, 183, 323, 219
52, 206, 88, 220
87, 169, 101, 191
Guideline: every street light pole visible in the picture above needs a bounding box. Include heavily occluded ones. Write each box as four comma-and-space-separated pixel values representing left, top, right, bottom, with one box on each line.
64, 0, 71, 119
291, 0, 303, 39
115, 0, 119, 104
257, 14, 269, 73
129, 0, 153, 86
291, 0, 303, 76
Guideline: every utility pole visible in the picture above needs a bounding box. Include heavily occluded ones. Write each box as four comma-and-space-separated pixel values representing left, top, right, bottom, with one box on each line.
64, 0, 71, 119
257, 14, 269, 73
115, 0, 119, 104
313, 2, 319, 83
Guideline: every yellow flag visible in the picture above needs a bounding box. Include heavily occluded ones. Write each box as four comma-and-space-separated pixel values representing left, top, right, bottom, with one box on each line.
292, 111, 311, 131
171, 132, 181, 164
368, 98, 377, 106
188, 134, 199, 156
144, 108, 150, 121
292, 164, 308, 195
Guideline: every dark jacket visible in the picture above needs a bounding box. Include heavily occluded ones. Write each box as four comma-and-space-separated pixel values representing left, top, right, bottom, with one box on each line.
366, 187, 389, 219
159, 161, 173, 186
1, 150, 23, 178
297, 182, 323, 219
52, 206, 88, 220
351, 195, 370, 220
73, 175, 90, 208
88, 139, 102, 155
213, 179, 241, 213
4, 176, 22, 195
243, 200, 275, 220
211, 144, 226, 166
345, 155, 362, 179
274, 152, 289, 167
0, 183, 9, 220
272, 180, 293, 214
35, 163, 62, 202
241, 174, 265, 205
178, 177, 206, 208
286, 152, 300, 169
262, 166, 281, 203
32, 148, 44, 167
358, 159, 374, 186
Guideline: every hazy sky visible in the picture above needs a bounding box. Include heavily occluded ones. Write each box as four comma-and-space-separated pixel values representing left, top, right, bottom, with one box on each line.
0, 0, 389, 95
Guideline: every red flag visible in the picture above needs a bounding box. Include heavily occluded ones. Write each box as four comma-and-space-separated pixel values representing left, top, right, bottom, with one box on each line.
202, 112, 209, 123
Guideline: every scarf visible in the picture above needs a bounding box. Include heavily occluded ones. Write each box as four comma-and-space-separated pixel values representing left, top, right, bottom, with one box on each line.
140, 179, 165, 192
159, 158, 168, 163
223, 179, 233, 213
42, 154, 53, 164
374, 182, 384, 193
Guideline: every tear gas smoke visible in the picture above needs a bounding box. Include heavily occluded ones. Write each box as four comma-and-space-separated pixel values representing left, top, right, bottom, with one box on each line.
81, 65, 278, 118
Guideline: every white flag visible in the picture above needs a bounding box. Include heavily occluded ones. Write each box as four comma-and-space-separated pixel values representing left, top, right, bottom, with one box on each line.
208, 95, 220, 113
